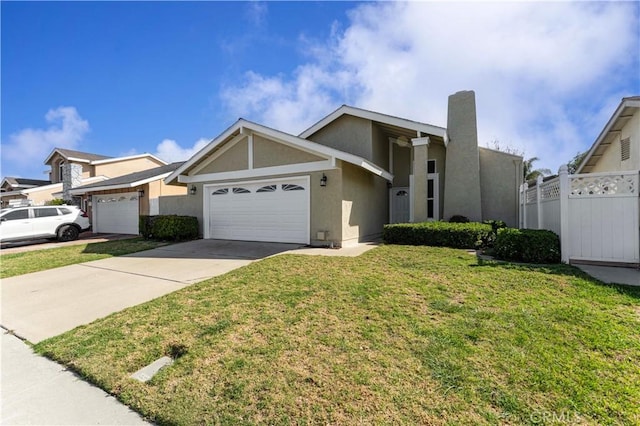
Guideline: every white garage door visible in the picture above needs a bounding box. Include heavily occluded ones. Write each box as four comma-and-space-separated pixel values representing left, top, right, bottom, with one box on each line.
207, 177, 309, 244
93, 192, 140, 235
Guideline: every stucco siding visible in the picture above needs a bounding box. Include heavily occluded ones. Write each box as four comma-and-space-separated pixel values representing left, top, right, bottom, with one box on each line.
479, 148, 522, 227
159, 190, 203, 236
196, 139, 249, 174
306, 115, 373, 162
310, 169, 343, 246
591, 110, 640, 173
341, 162, 387, 245
371, 122, 389, 169
94, 158, 164, 179
253, 135, 324, 168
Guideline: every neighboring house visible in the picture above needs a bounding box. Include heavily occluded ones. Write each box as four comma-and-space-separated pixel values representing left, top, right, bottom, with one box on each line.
164, 90, 523, 247
69, 162, 187, 234
577, 96, 640, 174
0, 177, 52, 207
0, 147, 167, 210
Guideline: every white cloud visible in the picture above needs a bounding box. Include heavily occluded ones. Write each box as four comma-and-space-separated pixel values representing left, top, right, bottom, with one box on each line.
245, 1, 268, 27
2, 106, 89, 177
154, 138, 210, 163
219, 1, 639, 172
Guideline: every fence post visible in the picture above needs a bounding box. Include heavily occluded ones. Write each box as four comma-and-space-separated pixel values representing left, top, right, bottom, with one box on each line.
536, 175, 543, 229
558, 165, 570, 263
522, 182, 528, 228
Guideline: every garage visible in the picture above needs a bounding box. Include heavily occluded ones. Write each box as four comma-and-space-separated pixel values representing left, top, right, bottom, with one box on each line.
206, 177, 309, 244
93, 192, 140, 235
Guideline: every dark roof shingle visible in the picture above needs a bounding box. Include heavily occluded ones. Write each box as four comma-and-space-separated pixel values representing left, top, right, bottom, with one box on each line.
74, 162, 185, 190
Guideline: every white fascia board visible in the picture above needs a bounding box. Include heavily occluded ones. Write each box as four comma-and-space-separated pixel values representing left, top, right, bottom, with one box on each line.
21, 182, 63, 194
299, 105, 447, 139
177, 160, 334, 184
90, 153, 167, 166
64, 157, 91, 164
165, 120, 241, 184
0, 190, 25, 197
69, 172, 172, 195
577, 98, 640, 173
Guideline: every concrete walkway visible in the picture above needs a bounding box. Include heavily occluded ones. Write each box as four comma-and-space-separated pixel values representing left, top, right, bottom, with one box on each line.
1, 331, 149, 425
574, 264, 640, 287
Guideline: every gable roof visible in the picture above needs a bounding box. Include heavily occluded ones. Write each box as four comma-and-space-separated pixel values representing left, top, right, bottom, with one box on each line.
577, 96, 640, 173
1, 177, 51, 189
69, 162, 185, 194
44, 148, 166, 167
44, 148, 113, 165
299, 105, 447, 141
165, 119, 393, 185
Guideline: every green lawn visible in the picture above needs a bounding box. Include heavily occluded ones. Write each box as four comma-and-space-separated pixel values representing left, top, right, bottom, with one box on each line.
35, 245, 640, 425
0, 238, 169, 278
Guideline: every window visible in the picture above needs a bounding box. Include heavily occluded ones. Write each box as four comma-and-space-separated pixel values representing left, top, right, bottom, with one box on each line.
257, 185, 277, 193
427, 159, 436, 174
212, 188, 228, 195
282, 184, 304, 191
34, 208, 60, 218
58, 161, 65, 182
395, 190, 408, 197
621, 138, 630, 161
59, 208, 72, 215
232, 187, 250, 194
3, 209, 29, 221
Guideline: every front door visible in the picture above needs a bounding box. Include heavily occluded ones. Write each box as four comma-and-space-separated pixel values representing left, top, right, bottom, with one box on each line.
391, 187, 410, 223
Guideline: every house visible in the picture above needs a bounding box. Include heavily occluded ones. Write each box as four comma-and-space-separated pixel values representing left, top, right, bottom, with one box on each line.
1, 177, 52, 207
0, 148, 167, 210
577, 96, 640, 173
164, 90, 523, 247
68, 162, 187, 234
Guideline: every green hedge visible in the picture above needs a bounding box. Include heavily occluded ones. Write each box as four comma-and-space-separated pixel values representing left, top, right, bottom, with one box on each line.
494, 228, 561, 264
139, 215, 199, 241
383, 222, 493, 249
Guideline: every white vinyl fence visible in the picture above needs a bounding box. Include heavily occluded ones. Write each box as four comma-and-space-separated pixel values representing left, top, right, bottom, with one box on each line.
520, 167, 639, 265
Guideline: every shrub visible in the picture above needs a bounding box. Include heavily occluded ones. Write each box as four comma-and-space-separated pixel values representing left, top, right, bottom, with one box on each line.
383, 221, 493, 249
494, 228, 560, 264
139, 215, 199, 241
46, 198, 67, 206
449, 215, 470, 223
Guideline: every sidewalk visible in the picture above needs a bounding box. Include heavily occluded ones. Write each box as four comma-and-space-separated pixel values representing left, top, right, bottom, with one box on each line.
574, 264, 640, 287
1, 331, 149, 425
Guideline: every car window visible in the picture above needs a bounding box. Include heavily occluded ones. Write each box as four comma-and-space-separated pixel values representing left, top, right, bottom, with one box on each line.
58, 208, 71, 215
2, 209, 29, 220
34, 208, 60, 218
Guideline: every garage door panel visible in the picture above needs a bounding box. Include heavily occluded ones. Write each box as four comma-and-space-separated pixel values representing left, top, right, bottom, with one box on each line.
94, 193, 139, 235
207, 178, 309, 244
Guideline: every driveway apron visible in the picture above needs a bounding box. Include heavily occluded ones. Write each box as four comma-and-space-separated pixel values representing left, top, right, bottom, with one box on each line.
1, 239, 301, 344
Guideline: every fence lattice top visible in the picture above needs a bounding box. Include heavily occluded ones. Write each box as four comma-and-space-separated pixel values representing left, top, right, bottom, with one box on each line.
570, 173, 637, 197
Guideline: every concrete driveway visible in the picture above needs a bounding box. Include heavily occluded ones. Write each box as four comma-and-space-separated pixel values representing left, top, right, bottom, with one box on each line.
1, 239, 301, 344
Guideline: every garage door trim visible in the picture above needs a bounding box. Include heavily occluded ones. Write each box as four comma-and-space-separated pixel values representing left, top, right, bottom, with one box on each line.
203, 175, 310, 244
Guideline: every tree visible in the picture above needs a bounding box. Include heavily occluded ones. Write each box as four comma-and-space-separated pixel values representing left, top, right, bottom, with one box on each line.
523, 157, 552, 182
566, 151, 588, 174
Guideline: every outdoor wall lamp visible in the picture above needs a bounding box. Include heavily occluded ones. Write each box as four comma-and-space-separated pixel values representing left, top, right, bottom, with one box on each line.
189, 185, 197, 195
320, 174, 328, 187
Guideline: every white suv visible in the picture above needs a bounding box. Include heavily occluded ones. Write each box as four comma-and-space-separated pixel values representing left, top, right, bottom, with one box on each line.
0, 205, 91, 243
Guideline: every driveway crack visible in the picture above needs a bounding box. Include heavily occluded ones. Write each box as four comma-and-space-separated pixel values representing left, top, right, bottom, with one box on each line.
78, 264, 188, 284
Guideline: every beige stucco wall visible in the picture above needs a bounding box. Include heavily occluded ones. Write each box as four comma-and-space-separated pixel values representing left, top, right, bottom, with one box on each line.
340, 162, 388, 245
253, 135, 324, 168
48, 154, 93, 182
307, 115, 373, 162
147, 180, 187, 199
159, 190, 204, 236
197, 139, 249, 174
479, 148, 522, 227
591, 109, 640, 173
310, 168, 343, 246
371, 122, 389, 169
93, 157, 164, 179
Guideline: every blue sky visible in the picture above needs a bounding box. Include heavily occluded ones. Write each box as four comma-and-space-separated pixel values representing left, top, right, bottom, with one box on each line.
2, 1, 639, 179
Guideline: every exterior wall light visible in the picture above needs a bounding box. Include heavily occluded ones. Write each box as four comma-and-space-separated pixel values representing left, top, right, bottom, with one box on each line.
320, 174, 327, 187
190, 185, 197, 195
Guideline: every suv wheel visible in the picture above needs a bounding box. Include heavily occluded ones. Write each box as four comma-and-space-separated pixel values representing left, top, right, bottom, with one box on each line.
57, 225, 80, 242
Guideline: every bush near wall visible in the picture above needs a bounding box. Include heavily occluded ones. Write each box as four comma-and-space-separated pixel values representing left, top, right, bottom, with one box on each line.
139, 215, 199, 241
383, 222, 493, 249
494, 228, 561, 264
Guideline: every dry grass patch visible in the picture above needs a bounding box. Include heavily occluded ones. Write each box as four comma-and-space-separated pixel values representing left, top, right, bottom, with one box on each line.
35, 245, 640, 425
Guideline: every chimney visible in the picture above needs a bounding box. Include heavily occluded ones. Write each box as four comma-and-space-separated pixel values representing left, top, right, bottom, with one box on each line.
62, 163, 83, 203
442, 90, 483, 222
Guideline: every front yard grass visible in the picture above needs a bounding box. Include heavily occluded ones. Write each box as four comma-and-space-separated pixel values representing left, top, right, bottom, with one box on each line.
35, 245, 640, 425
0, 238, 168, 278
